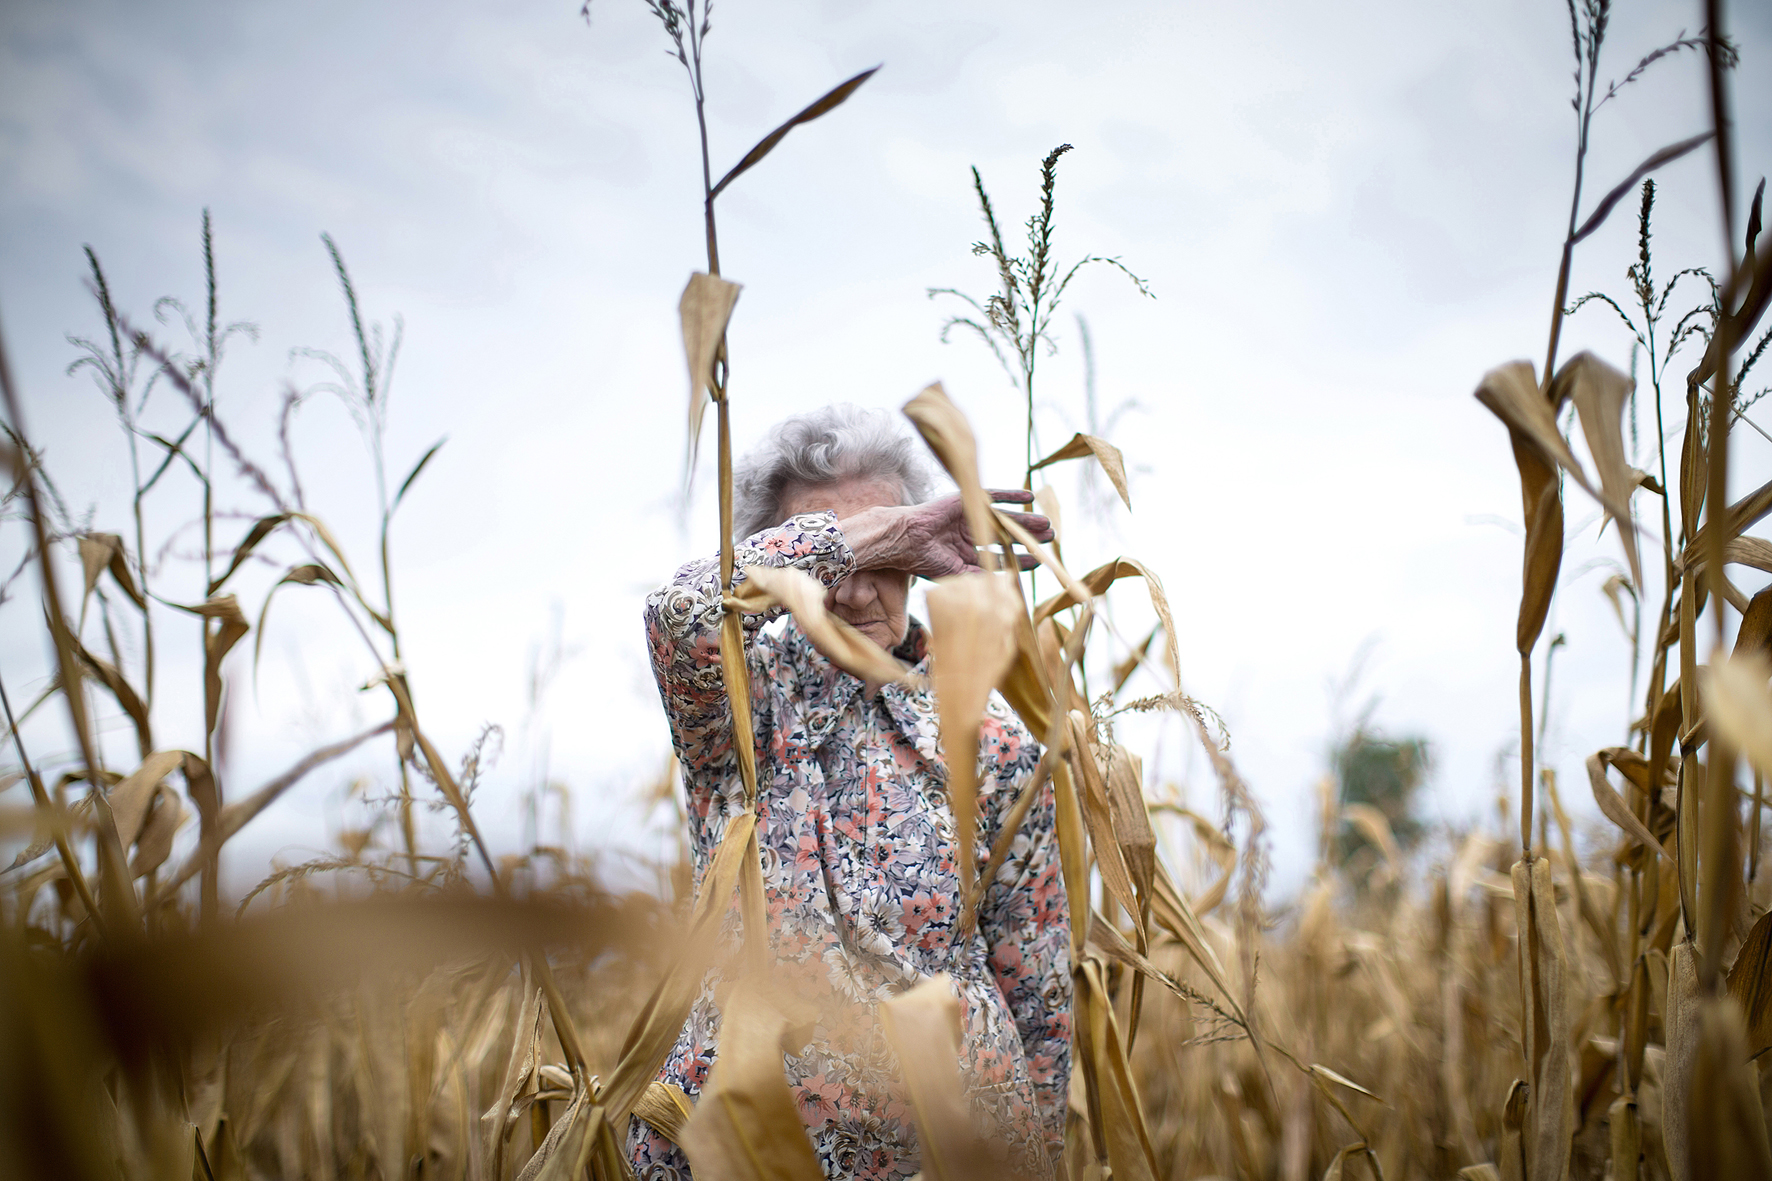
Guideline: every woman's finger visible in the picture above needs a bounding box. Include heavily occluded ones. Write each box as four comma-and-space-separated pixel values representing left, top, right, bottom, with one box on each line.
1001, 510, 1055, 540
1016, 552, 1041, 571
985, 488, 1035, 505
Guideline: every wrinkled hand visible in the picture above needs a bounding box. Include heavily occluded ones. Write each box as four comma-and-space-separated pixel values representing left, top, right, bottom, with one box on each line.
844, 489, 1055, 579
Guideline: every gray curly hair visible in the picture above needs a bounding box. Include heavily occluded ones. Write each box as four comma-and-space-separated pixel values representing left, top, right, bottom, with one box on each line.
733, 404, 937, 541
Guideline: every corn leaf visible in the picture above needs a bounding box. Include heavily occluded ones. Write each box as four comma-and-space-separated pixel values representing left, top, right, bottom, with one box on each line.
926, 572, 1021, 922
678, 978, 823, 1181
679, 273, 743, 466
1029, 433, 1132, 510
708, 67, 880, 200
878, 974, 999, 1181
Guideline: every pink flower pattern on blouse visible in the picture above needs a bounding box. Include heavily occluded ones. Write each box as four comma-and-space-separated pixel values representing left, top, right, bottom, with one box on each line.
630, 512, 1071, 1180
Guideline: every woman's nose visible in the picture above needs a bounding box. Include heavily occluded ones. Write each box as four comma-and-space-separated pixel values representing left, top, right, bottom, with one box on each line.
832, 575, 874, 607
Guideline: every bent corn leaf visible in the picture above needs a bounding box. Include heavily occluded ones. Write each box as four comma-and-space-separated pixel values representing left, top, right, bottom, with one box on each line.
727, 563, 909, 689
1557, 352, 1642, 592
678, 978, 823, 1181
107, 751, 186, 849
879, 975, 999, 1181
926, 572, 1021, 921
1585, 753, 1663, 854
680, 273, 743, 467
903, 384, 999, 571
1475, 361, 1568, 657
1708, 653, 1772, 784
1030, 433, 1132, 511
1726, 909, 1772, 1060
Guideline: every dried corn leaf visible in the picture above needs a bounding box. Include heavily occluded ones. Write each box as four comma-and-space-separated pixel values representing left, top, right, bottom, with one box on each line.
78, 532, 119, 600
726, 563, 909, 689
878, 974, 999, 1181
1725, 909, 1772, 1059
717, 609, 762, 807
925, 572, 1021, 920
1500, 1078, 1528, 1181
1029, 433, 1132, 511
1052, 758, 1088, 963
1032, 558, 1181, 687
1086, 916, 1192, 1004
680, 273, 743, 462
1555, 352, 1642, 591
1100, 743, 1155, 1035
1310, 1064, 1384, 1106
165, 594, 249, 736
515, 1089, 595, 1181
78, 532, 142, 610
108, 751, 186, 849
54, 622, 152, 757
1479, 361, 1565, 850
1585, 754, 1663, 854
1066, 714, 1141, 929
1708, 653, 1772, 783
679, 978, 822, 1181
482, 982, 544, 1168
128, 785, 184, 879
1103, 746, 1155, 921
252, 563, 342, 672
708, 67, 879, 200
1076, 959, 1158, 1181
1511, 857, 1572, 1181
902, 384, 999, 573
1661, 941, 1699, 1181
1478, 363, 1567, 659
1716, 535, 1772, 573
1683, 477, 1772, 565
210, 513, 292, 594
1570, 133, 1714, 244
998, 619, 1056, 740
1476, 361, 1579, 474
1686, 997, 1772, 1177
1736, 585, 1772, 660
1157, 804, 1234, 914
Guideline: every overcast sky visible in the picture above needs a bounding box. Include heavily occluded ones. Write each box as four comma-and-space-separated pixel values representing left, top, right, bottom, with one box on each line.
3, 0, 1770, 897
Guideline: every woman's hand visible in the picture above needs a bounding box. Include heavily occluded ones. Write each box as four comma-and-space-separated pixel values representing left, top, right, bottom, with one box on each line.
841, 490, 1054, 579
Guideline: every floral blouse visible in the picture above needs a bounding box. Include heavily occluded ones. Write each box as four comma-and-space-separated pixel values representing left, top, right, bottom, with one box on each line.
630, 511, 1071, 1180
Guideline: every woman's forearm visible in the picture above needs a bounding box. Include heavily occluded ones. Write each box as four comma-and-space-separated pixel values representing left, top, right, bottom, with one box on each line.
834, 504, 911, 571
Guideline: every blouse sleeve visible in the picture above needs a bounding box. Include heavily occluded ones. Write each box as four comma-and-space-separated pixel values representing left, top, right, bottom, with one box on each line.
643, 512, 852, 814
977, 705, 1072, 1159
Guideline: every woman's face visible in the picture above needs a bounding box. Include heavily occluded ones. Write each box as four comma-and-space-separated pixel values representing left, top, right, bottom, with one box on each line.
778, 476, 910, 652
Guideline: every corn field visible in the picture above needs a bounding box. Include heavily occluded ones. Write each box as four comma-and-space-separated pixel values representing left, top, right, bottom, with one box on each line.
5, 1, 1772, 1179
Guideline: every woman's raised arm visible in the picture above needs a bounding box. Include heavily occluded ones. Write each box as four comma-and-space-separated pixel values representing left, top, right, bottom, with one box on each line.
642, 512, 852, 790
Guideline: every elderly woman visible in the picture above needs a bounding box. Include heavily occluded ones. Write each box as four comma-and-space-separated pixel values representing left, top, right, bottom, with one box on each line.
631, 405, 1071, 1180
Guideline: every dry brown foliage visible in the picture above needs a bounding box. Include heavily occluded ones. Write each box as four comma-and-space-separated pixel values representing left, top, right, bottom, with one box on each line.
5, 2, 1772, 1179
